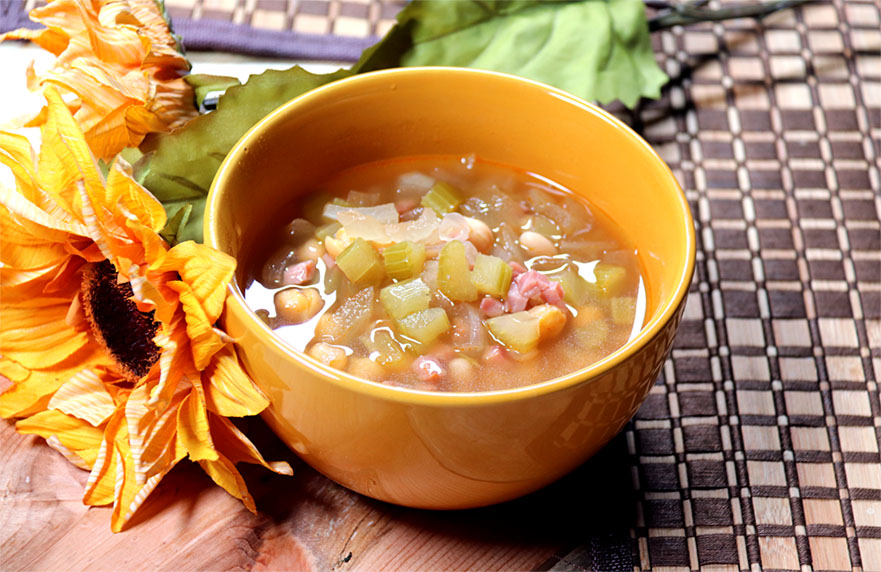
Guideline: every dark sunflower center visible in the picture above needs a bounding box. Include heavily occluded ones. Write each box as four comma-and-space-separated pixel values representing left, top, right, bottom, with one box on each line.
81, 260, 160, 381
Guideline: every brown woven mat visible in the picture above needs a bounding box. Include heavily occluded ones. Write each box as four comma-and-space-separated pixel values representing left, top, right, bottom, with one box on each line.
4, 1, 880, 570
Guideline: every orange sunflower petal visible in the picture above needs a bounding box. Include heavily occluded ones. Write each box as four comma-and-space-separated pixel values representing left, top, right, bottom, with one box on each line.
0, 298, 91, 369
126, 379, 188, 484
48, 368, 116, 427
151, 241, 236, 325
106, 157, 167, 232
176, 380, 219, 462
198, 454, 257, 514
84, 408, 124, 506
166, 280, 226, 371
110, 412, 185, 533
208, 413, 292, 477
0, 345, 111, 419
16, 408, 105, 457
5, 0, 197, 159
202, 344, 270, 418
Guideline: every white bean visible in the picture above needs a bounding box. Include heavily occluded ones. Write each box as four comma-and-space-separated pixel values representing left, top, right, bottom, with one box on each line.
464, 217, 493, 253
519, 231, 557, 257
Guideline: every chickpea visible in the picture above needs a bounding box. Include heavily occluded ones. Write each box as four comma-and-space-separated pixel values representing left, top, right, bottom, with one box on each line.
448, 357, 476, 391
527, 304, 567, 339
296, 238, 325, 261
347, 357, 385, 381
308, 342, 348, 370
519, 231, 557, 257
324, 228, 353, 259
274, 287, 324, 324
464, 217, 493, 253
314, 311, 344, 341
572, 304, 604, 328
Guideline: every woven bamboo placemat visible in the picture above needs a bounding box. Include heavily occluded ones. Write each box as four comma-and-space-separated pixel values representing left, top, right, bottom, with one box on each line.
2, 1, 879, 571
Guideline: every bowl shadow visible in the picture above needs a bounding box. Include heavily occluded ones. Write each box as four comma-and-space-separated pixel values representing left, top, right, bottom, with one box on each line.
239, 416, 640, 570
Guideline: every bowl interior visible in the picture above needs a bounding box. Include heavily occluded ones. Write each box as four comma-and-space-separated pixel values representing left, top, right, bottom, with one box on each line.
207, 67, 694, 393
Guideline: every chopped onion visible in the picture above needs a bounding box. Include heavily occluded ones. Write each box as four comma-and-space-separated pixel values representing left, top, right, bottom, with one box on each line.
397, 172, 435, 194
438, 212, 470, 243
337, 211, 390, 242
385, 208, 440, 243
323, 202, 399, 224
338, 206, 440, 245
346, 190, 381, 206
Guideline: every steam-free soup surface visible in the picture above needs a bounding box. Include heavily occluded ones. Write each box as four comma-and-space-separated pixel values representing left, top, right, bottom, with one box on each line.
244, 155, 645, 392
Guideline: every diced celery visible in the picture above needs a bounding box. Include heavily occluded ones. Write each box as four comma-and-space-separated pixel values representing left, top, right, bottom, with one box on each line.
380, 278, 431, 320
486, 311, 541, 354
398, 307, 450, 345
302, 191, 332, 224
362, 329, 409, 368
314, 286, 374, 344
421, 181, 463, 215
550, 268, 590, 306
330, 197, 352, 207
610, 296, 637, 325
587, 264, 627, 297
335, 238, 384, 285
315, 221, 342, 241
323, 264, 343, 293
573, 319, 610, 348
470, 253, 513, 298
382, 240, 426, 281
438, 241, 477, 302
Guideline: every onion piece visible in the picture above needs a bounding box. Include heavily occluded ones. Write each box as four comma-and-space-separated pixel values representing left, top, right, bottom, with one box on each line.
385, 208, 440, 243
397, 172, 435, 194
323, 202, 399, 224
337, 211, 390, 242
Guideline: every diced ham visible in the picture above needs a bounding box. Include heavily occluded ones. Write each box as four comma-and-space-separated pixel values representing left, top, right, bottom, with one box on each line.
505, 270, 565, 311
282, 259, 317, 285
542, 280, 565, 305
480, 296, 505, 317
509, 261, 527, 276
413, 356, 445, 383
505, 281, 529, 313
515, 270, 547, 299
482, 345, 508, 366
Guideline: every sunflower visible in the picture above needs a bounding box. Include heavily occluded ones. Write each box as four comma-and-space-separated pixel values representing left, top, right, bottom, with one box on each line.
0, 86, 291, 533
1, 0, 198, 160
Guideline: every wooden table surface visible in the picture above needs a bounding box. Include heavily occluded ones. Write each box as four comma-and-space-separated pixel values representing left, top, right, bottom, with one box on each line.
1, 414, 637, 571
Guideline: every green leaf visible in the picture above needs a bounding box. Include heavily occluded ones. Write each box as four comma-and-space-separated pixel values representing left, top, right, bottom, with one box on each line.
159, 202, 193, 245
140, 66, 352, 242
185, 74, 241, 110
357, 0, 667, 108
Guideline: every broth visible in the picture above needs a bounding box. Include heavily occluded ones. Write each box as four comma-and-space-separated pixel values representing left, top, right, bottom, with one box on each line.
244, 155, 646, 392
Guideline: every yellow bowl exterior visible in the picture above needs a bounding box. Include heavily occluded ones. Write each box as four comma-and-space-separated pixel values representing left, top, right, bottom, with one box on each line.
205, 67, 695, 509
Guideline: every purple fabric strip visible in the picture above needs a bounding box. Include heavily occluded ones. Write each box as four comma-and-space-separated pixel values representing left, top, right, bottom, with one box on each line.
0, 1, 39, 31
0, 5, 378, 62
171, 19, 378, 61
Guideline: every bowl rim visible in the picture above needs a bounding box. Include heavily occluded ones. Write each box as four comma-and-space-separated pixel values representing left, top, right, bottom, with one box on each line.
205, 66, 696, 407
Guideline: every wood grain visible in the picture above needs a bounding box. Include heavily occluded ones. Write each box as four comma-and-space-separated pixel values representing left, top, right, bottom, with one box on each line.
0, 415, 639, 571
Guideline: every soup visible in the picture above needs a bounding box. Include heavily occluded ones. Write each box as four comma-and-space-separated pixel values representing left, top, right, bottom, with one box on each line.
244, 155, 646, 392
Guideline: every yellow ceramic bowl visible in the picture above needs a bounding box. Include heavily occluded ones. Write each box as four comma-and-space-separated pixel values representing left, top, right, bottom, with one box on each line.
205, 67, 695, 509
